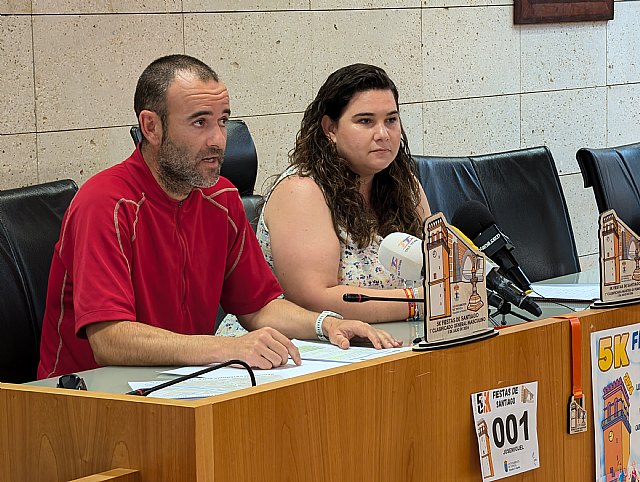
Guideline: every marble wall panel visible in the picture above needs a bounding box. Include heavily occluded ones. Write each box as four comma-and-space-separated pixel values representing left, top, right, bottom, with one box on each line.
578, 253, 598, 272
607, 83, 640, 147
311, 0, 420, 7
607, 1, 640, 85
184, 0, 308, 11
0, 0, 30, 13
521, 87, 607, 175
33, 14, 183, 131
311, 9, 422, 104
521, 22, 606, 92
400, 103, 424, 156
0, 16, 35, 134
37, 126, 133, 185
32, 0, 180, 14
422, 0, 505, 7
0, 134, 37, 189
422, 6, 520, 101
185, 12, 312, 117
422, 94, 520, 156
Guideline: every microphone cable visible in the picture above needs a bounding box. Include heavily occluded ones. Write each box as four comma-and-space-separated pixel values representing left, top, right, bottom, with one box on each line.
529, 288, 580, 313
126, 359, 256, 397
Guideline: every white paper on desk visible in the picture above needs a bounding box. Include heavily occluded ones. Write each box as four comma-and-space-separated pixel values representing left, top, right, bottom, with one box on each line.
531, 283, 599, 302
292, 339, 410, 363
161, 359, 348, 380
129, 373, 282, 399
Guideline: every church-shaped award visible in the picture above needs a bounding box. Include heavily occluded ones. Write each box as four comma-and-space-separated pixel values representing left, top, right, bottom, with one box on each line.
414, 212, 497, 351
592, 209, 640, 307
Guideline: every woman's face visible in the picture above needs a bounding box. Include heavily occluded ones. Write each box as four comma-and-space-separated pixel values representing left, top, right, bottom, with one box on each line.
322, 89, 401, 180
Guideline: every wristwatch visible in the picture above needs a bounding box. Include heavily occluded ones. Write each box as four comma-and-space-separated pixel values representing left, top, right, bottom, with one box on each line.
315, 310, 343, 341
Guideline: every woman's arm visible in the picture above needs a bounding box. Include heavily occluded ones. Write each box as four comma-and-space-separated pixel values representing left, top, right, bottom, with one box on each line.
264, 175, 421, 323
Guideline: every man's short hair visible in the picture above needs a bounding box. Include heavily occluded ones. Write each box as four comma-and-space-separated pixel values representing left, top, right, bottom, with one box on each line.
134, 55, 219, 141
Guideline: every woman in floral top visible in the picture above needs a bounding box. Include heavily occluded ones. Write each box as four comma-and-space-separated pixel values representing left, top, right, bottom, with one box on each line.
257, 63, 430, 324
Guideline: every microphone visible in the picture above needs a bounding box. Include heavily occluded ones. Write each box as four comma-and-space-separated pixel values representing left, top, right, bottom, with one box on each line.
126, 359, 256, 396
343, 293, 425, 303
451, 201, 532, 293
486, 268, 541, 317
378, 232, 424, 281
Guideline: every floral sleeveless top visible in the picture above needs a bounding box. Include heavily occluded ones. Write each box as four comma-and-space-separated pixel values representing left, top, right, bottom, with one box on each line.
256, 166, 404, 290
215, 167, 405, 337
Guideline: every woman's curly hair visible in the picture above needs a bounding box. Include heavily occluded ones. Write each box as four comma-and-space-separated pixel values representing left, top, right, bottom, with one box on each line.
289, 63, 423, 249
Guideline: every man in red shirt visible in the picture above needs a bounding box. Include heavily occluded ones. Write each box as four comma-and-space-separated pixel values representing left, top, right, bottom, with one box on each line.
38, 55, 400, 378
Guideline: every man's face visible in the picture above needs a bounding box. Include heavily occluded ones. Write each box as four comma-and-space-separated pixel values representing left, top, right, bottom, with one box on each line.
157, 72, 231, 197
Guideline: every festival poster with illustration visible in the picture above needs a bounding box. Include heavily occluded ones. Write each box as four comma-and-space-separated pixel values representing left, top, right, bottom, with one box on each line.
590, 324, 640, 482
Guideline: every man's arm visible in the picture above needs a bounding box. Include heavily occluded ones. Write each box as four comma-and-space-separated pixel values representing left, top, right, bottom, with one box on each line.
238, 298, 403, 350
85, 320, 302, 369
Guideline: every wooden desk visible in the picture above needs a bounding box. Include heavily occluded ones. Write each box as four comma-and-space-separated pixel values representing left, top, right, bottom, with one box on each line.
1, 305, 638, 482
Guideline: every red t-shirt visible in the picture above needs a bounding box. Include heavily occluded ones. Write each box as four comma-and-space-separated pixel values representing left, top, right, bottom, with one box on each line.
38, 147, 282, 378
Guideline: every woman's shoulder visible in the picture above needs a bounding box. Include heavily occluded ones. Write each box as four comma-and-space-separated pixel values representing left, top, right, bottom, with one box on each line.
270, 172, 324, 201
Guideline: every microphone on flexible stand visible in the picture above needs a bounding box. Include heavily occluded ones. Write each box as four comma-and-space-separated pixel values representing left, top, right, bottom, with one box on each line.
451, 201, 532, 293
487, 291, 533, 325
486, 268, 542, 317
126, 359, 256, 397
343, 293, 425, 303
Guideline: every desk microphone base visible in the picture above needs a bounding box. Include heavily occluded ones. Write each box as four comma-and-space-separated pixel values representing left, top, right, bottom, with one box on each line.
412, 327, 498, 351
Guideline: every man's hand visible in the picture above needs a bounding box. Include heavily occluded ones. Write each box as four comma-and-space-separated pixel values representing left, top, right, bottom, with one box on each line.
322, 318, 403, 350
231, 327, 301, 369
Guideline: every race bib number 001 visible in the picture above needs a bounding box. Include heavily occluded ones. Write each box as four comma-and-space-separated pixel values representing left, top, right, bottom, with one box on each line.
471, 381, 540, 481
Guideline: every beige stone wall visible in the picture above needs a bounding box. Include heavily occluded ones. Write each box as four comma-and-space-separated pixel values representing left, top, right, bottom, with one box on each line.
1, 1, 640, 267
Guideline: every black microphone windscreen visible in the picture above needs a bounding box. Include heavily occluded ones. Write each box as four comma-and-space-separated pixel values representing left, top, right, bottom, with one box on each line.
451, 201, 495, 239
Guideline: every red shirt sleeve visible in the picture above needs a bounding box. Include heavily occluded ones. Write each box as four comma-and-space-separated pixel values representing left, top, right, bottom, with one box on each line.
59, 176, 139, 336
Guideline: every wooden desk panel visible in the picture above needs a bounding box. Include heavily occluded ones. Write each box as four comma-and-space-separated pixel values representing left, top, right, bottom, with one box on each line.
2, 305, 639, 482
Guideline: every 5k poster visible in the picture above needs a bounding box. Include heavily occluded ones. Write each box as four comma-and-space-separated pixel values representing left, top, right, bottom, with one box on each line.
591, 323, 640, 482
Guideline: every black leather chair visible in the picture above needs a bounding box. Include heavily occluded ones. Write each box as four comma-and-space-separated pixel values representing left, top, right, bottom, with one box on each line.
576, 142, 640, 234
415, 146, 580, 283
473, 147, 580, 283
0, 179, 78, 382
130, 119, 263, 231
414, 155, 488, 222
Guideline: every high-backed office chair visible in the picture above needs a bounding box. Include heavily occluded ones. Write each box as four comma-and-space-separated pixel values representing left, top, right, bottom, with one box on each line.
415, 146, 580, 283
414, 155, 488, 222
129, 119, 263, 231
576, 142, 640, 234
473, 146, 580, 283
0, 179, 78, 383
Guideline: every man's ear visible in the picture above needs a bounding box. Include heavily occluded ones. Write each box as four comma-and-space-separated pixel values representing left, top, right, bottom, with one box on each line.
139, 110, 163, 147
321, 115, 337, 144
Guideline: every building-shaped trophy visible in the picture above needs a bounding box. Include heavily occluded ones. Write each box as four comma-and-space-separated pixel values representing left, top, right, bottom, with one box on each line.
593, 209, 640, 307
414, 212, 496, 350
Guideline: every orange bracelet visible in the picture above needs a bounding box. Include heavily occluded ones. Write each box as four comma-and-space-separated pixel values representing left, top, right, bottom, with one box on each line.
404, 288, 416, 318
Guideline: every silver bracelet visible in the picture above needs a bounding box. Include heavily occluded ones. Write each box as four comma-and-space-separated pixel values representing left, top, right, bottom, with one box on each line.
315, 310, 343, 341
412, 287, 421, 320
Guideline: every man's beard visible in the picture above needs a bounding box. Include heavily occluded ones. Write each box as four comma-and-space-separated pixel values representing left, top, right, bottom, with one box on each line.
157, 137, 224, 197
